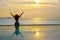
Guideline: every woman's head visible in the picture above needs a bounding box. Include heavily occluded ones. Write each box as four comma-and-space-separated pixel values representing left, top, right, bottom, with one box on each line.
15, 14, 19, 17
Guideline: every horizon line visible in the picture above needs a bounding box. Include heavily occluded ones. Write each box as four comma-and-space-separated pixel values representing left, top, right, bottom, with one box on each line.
0, 24, 60, 26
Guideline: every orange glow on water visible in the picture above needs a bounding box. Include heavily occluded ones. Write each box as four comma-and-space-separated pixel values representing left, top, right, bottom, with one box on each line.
35, 31, 40, 37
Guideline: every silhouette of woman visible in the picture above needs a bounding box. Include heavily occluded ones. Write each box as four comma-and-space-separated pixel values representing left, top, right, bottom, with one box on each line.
10, 12, 24, 37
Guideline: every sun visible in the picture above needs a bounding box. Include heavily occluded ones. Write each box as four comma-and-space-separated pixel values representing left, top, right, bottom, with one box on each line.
35, 0, 40, 4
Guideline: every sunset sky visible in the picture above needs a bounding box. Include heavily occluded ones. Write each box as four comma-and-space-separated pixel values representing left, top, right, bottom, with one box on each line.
0, 0, 60, 18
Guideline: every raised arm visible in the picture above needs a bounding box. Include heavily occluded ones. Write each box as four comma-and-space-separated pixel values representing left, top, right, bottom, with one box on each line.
10, 12, 14, 17
19, 12, 24, 17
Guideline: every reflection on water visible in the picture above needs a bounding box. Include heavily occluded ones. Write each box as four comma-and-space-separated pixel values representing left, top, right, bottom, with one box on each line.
0, 26, 60, 40
34, 31, 40, 37
11, 28, 24, 38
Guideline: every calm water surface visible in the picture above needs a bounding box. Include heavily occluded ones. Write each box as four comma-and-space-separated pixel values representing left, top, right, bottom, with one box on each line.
0, 26, 60, 40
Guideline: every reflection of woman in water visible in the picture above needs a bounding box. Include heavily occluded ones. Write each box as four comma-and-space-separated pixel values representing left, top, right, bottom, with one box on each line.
10, 12, 24, 37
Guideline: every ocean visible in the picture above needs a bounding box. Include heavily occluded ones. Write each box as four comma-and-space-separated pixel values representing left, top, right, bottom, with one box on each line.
0, 18, 60, 25
0, 18, 60, 40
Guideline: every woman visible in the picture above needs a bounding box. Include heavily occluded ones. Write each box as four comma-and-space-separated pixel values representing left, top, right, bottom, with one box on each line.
10, 12, 24, 29
10, 11, 24, 37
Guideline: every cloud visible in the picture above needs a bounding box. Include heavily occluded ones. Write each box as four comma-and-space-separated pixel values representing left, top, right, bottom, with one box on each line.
0, 0, 60, 18
0, 0, 59, 7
